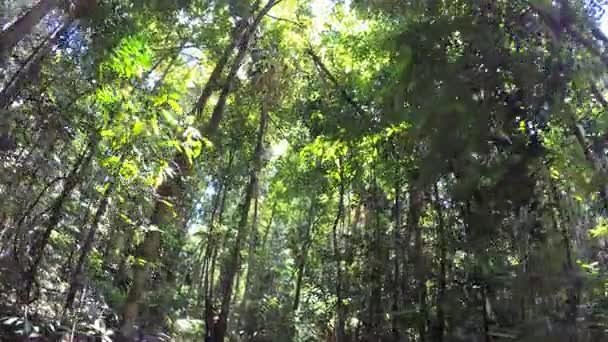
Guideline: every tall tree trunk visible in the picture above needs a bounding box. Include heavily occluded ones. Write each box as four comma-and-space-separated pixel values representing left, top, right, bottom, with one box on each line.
333, 173, 346, 342
114, 225, 134, 288
64, 169, 120, 313
433, 183, 446, 342
366, 183, 385, 339
242, 195, 260, 299
63, 200, 93, 275
293, 198, 315, 313
205, 176, 231, 339
23, 137, 95, 302
192, 20, 247, 120
0, 0, 58, 58
550, 181, 579, 341
237, 192, 260, 334
212, 99, 268, 342
119, 151, 191, 338
391, 181, 403, 342
203, 0, 279, 136
407, 184, 426, 342
260, 203, 276, 252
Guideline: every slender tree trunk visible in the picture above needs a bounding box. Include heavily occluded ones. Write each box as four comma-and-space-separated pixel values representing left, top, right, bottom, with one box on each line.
114, 226, 134, 288
366, 183, 385, 339
293, 199, 315, 312
391, 181, 403, 342
63, 200, 93, 274
193, 178, 224, 299
64, 169, 120, 313
205, 177, 230, 339
23, 137, 95, 302
550, 181, 579, 341
407, 185, 426, 342
433, 183, 446, 342
333, 174, 346, 342
242, 195, 260, 299
237, 192, 261, 333
203, 0, 279, 136
260, 203, 276, 252
192, 20, 247, 119
0, 19, 72, 110
212, 99, 268, 342
0, 0, 58, 58
481, 285, 491, 342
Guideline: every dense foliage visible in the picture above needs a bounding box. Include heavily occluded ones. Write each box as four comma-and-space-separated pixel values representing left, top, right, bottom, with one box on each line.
2, 0, 608, 341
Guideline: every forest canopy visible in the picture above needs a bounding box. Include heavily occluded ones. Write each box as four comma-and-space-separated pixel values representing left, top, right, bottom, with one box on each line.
2, 0, 608, 341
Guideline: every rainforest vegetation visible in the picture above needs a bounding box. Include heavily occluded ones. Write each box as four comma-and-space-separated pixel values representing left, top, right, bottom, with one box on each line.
3, 0, 608, 341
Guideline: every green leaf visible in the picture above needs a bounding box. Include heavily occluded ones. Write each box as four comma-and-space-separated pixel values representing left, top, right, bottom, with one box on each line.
590, 218, 608, 237
133, 121, 146, 136
100, 129, 115, 137
161, 109, 178, 127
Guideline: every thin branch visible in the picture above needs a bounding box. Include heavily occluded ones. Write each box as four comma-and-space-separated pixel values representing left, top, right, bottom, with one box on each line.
265, 14, 304, 28
590, 83, 608, 108
306, 47, 367, 118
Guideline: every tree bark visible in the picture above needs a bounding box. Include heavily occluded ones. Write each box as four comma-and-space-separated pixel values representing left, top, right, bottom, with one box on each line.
119, 151, 191, 338
0, 0, 58, 59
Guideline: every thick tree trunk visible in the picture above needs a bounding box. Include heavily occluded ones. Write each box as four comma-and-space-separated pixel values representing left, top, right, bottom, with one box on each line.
212, 100, 268, 342
120, 152, 191, 338
0, 0, 58, 57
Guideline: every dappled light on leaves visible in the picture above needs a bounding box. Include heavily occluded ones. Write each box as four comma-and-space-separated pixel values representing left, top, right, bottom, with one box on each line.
2, 0, 608, 341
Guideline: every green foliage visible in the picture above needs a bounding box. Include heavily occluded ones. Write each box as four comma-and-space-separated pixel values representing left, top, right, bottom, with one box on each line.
2, 0, 608, 341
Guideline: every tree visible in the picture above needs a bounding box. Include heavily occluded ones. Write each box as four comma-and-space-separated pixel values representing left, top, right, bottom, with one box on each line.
2, 1, 608, 341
